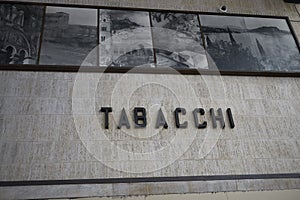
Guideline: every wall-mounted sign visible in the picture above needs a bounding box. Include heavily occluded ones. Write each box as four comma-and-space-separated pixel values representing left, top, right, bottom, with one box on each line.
100, 107, 235, 129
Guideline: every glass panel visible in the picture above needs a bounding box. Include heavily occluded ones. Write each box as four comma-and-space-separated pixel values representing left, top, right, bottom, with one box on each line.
0, 4, 44, 65
200, 14, 300, 72
40, 7, 98, 66
151, 12, 208, 69
99, 9, 154, 67
200, 15, 261, 71
245, 17, 300, 71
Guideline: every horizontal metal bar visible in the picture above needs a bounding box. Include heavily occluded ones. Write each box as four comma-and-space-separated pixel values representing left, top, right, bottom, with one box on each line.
0, 173, 299, 187
1, 65, 300, 77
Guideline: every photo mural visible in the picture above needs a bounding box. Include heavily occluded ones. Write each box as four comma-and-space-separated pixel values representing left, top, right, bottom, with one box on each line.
200, 15, 300, 71
151, 12, 208, 69
245, 17, 300, 71
0, 2, 299, 72
0, 3, 44, 64
40, 7, 98, 66
99, 9, 154, 67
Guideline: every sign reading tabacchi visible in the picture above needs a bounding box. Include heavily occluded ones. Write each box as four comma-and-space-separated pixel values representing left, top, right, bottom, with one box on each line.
100, 107, 235, 129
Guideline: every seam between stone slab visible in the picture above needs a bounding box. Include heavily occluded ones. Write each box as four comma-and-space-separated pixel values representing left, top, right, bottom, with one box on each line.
0, 173, 299, 187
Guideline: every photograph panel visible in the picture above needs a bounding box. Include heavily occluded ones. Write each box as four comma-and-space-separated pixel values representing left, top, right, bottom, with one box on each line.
200, 15, 261, 71
151, 12, 208, 69
40, 7, 98, 66
99, 9, 154, 67
245, 17, 300, 72
0, 3, 44, 65
200, 15, 300, 72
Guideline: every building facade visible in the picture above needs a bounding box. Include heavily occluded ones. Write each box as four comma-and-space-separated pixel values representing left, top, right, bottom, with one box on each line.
0, 0, 300, 199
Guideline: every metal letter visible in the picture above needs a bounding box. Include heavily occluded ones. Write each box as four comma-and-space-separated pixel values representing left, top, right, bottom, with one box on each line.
133, 107, 147, 128
193, 108, 207, 129
118, 108, 130, 129
210, 108, 225, 129
155, 108, 168, 129
226, 108, 235, 128
174, 108, 188, 128
100, 107, 112, 129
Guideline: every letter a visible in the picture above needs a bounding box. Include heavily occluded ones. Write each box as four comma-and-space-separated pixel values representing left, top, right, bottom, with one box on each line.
118, 108, 130, 129
155, 109, 168, 129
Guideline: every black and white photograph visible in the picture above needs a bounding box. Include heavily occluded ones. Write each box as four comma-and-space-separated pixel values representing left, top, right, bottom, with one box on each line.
200, 15, 258, 71
245, 17, 300, 71
151, 12, 208, 69
0, 3, 44, 65
40, 7, 98, 66
99, 9, 154, 67
200, 15, 300, 71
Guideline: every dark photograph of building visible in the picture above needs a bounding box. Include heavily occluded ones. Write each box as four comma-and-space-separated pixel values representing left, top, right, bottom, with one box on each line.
0, 4, 44, 64
200, 15, 300, 71
40, 7, 98, 66
99, 9, 154, 67
151, 12, 208, 69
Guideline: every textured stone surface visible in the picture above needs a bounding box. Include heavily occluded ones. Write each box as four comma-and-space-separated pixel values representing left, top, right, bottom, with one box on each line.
0, 0, 300, 199
3, 0, 300, 21
0, 72, 299, 181
0, 187, 300, 200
